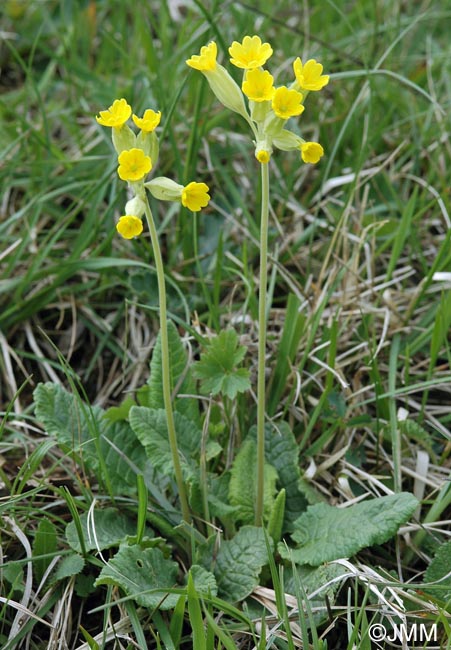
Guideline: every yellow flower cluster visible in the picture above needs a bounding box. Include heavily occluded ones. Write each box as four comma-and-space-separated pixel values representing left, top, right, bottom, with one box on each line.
96, 99, 210, 238
186, 35, 329, 165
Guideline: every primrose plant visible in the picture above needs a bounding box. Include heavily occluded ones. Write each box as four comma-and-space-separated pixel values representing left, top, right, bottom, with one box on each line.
186, 35, 329, 525
31, 35, 420, 629
94, 37, 329, 529
96, 99, 210, 523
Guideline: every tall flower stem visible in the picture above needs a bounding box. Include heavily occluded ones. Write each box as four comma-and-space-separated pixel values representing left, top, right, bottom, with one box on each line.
255, 161, 270, 526
143, 198, 191, 524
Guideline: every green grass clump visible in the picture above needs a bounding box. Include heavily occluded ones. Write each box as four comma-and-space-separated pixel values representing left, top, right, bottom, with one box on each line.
1, 1, 451, 648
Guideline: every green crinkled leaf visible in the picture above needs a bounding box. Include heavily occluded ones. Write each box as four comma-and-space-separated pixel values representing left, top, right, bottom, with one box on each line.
424, 540, 451, 598
33, 383, 149, 495
129, 406, 201, 480
103, 396, 136, 423
249, 422, 308, 531
401, 418, 436, 459
206, 440, 222, 460
208, 495, 240, 520
188, 565, 218, 597
193, 474, 239, 522
297, 477, 325, 506
285, 563, 347, 625
66, 508, 148, 553
95, 544, 179, 610
53, 554, 85, 583
214, 526, 272, 602
229, 439, 278, 525
206, 474, 240, 521
193, 329, 251, 399
146, 320, 200, 426
281, 493, 418, 566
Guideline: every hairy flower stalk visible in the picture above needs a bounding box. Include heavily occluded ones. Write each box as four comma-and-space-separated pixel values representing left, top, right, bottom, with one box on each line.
142, 198, 191, 523
255, 161, 270, 525
187, 37, 329, 526
96, 99, 210, 524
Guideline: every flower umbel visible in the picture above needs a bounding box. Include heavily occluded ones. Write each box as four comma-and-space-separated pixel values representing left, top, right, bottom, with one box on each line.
229, 35, 273, 69
117, 148, 152, 182
242, 68, 275, 102
271, 86, 304, 120
96, 98, 132, 128
300, 142, 324, 164
186, 41, 217, 71
181, 182, 210, 211
116, 215, 143, 239
293, 58, 329, 91
133, 109, 161, 132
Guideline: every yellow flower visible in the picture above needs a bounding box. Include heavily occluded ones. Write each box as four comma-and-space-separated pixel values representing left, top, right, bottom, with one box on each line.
242, 68, 275, 102
229, 35, 273, 69
116, 215, 143, 239
272, 86, 304, 120
181, 182, 210, 211
256, 150, 271, 164
293, 58, 329, 91
132, 109, 161, 133
186, 41, 250, 119
300, 142, 324, 164
186, 41, 217, 71
117, 148, 152, 181
96, 98, 132, 128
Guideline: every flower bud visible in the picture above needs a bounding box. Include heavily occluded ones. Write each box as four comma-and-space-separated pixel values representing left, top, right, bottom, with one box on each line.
255, 149, 271, 164
125, 195, 146, 218
254, 136, 273, 163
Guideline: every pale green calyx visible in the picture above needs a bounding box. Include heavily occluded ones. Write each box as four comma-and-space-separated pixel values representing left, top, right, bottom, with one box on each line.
125, 195, 146, 218
137, 130, 159, 166
204, 64, 251, 123
272, 129, 303, 151
145, 176, 184, 201
112, 124, 136, 155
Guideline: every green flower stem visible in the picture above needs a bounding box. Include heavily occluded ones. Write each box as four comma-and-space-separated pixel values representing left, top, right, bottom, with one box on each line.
255, 161, 270, 526
143, 198, 191, 524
